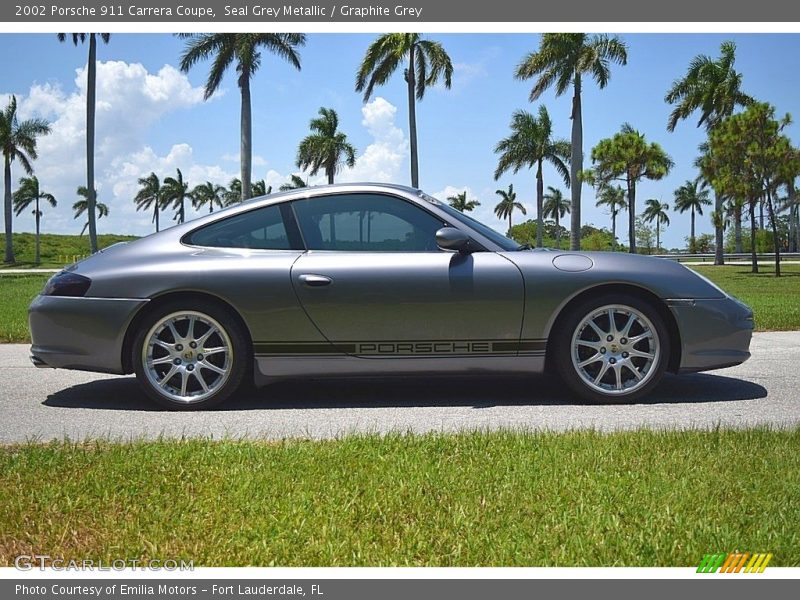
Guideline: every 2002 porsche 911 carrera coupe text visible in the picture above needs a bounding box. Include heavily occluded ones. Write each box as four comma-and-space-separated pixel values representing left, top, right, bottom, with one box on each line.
28, 183, 754, 410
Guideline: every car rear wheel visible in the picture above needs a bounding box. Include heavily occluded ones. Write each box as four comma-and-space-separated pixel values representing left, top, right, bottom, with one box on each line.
553, 294, 670, 403
133, 301, 248, 410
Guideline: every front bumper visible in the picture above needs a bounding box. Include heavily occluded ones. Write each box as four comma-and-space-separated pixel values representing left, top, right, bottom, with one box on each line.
669, 296, 754, 373
28, 295, 148, 374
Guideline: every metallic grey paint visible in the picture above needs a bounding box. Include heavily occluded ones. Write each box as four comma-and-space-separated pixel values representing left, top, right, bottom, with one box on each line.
28, 183, 752, 391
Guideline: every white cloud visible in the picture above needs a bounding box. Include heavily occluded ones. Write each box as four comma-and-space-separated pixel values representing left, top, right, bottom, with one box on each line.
3, 60, 213, 235
222, 152, 267, 167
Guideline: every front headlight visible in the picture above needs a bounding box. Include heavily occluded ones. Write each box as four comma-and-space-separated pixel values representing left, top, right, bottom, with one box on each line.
42, 271, 92, 297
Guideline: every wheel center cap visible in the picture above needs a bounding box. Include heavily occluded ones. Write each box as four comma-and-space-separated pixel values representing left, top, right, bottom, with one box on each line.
610, 343, 619, 353
184, 350, 194, 360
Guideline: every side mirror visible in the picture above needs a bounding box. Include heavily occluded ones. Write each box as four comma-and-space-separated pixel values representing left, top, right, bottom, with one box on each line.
436, 227, 472, 254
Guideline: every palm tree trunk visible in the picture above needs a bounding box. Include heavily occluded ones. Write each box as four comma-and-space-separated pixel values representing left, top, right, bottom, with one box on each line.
627, 180, 636, 254
508, 214, 512, 232
86, 33, 99, 255
240, 75, 253, 202
407, 45, 419, 188
35, 198, 40, 265
749, 199, 758, 274
327, 167, 334, 185
3, 157, 13, 264
655, 222, 660, 254
766, 187, 780, 277
555, 214, 560, 249
154, 203, 160, 233
569, 73, 582, 251
689, 208, 696, 252
714, 191, 724, 265
611, 212, 616, 252
535, 161, 543, 249
734, 209, 743, 254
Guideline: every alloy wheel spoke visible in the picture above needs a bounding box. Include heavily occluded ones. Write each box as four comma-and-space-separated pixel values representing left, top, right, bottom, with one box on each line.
194, 370, 209, 393
624, 361, 644, 381
578, 353, 603, 368
607, 309, 618, 335
200, 361, 226, 375
196, 327, 216, 346
201, 346, 226, 356
158, 366, 178, 387
180, 370, 189, 396
593, 362, 610, 385
167, 321, 182, 344
153, 339, 174, 351
628, 331, 653, 345
150, 355, 174, 366
613, 364, 623, 390
629, 349, 655, 360
588, 319, 607, 340
187, 316, 196, 341
621, 313, 636, 337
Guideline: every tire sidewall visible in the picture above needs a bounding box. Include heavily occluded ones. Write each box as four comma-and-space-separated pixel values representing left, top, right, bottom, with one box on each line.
133, 300, 249, 410
554, 293, 671, 404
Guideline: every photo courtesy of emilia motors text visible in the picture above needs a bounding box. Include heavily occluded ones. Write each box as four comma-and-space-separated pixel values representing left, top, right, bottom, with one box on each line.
1, 0, 800, 597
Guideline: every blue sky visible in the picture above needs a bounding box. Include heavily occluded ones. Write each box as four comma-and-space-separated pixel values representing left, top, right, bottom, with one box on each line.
1, 32, 798, 247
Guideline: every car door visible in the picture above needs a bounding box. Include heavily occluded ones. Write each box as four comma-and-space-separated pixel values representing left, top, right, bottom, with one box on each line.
289, 192, 525, 358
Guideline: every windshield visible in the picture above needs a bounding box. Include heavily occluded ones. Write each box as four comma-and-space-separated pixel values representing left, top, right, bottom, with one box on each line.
421, 193, 523, 251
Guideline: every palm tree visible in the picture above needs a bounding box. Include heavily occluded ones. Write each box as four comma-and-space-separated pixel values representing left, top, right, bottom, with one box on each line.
356, 34, 453, 188
665, 40, 754, 265
134, 172, 163, 232
252, 179, 271, 196
643, 198, 671, 254
1, 96, 51, 264
494, 106, 570, 248
58, 33, 111, 255
724, 196, 747, 253
494, 184, 526, 232
73, 186, 108, 235
279, 174, 307, 191
595, 184, 627, 250
162, 168, 189, 224
542, 186, 570, 248
223, 177, 242, 206
673, 179, 711, 252
516, 33, 628, 251
447, 190, 480, 213
191, 181, 225, 214
297, 108, 356, 184
13, 176, 56, 265
179, 34, 306, 202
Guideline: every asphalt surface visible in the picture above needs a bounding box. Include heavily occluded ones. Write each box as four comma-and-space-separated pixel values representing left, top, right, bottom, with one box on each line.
0, 332, 797, 442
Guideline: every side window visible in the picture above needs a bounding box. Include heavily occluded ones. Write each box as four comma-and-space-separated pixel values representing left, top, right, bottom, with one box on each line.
186, 204, 294, 250
292, 193, 444, 252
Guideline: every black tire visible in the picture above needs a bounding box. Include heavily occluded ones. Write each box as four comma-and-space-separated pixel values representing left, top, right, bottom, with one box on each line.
552, 293, 670, 404
132, 299, 249, 410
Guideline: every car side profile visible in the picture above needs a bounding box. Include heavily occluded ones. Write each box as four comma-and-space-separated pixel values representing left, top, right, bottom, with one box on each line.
28, 183, 754, 410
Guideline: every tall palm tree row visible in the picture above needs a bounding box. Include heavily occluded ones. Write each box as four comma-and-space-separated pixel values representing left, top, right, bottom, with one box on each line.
13, 176, 56, 265
673, 179, 711, 252
516, 33, 628, 251
447, 190, 480, 213
73, 186, 109, 235
162, 168, 189, 224
494, 106, 570, 248
1, 95, 51, 264
542, 186, 570, 248
642, 198, 671, 253
179, 33, 306, 202
665, 40, 753, 264
494, 184, 526, 232
356, 33, 453, 188
297, 108, 356, 184
58, 33, 111, 255
133, 172, 164, 232
594, 184, 627, 251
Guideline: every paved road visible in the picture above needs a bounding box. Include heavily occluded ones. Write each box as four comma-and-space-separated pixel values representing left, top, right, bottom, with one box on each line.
0, 332, 797, 443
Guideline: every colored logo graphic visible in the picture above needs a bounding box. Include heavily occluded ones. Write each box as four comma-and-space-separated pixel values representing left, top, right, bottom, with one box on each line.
697, 552, 772, 573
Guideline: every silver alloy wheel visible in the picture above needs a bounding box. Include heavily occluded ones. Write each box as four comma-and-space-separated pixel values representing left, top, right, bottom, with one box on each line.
141, 310, 233, 404
570, 304, 660, 396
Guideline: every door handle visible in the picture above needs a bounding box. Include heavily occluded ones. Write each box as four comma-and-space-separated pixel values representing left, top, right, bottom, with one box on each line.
299, 274, 333, 287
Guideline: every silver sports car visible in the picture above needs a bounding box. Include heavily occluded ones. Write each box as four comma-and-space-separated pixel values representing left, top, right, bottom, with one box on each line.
29, 183, 753, 410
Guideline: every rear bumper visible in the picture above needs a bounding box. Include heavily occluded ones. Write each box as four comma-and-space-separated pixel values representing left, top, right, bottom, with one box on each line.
670, 296, 754, 373
28, 295, 148, 374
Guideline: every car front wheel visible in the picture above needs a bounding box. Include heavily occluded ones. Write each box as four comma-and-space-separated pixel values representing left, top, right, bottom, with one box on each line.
554, 294, 670, 403
133, 301, 248, 410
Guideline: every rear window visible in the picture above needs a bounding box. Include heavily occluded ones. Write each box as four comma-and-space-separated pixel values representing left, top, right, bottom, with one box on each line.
186, 205, 296, 250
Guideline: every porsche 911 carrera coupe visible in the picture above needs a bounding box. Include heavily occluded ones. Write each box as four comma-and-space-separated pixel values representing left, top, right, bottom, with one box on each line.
29, 183, 753, 409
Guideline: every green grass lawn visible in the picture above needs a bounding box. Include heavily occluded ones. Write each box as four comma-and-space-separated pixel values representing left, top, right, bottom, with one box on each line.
0, 264, 798, 343
0, 233, 138, 268
1, 429, 798, 566
0, 274, 49, 343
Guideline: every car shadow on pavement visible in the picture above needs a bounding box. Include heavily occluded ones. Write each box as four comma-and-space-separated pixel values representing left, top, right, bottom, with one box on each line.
43, 372, 768, 412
